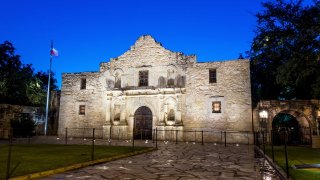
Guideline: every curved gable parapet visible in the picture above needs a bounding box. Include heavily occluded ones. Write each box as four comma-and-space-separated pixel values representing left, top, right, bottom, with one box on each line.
107, 35, 196, 69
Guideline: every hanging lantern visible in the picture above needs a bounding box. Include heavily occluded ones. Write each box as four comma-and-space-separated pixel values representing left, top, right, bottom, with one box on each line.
259, 110, 268, 119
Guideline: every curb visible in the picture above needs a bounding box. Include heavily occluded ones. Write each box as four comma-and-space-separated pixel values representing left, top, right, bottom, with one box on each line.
255, 146, 290, 180
9, 147, 156, 180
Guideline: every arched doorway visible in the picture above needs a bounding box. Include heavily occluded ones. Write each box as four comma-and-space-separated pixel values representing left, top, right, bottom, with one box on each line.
134, 106, 153, 140
272, 113, 304, 145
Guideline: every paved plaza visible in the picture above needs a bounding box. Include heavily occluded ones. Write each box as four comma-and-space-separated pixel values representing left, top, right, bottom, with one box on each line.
42, 142, 278, 180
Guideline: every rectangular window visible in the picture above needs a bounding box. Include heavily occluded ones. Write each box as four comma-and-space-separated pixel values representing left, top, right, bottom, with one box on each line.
139, 71, 148, 87
80, 78, 86, 89
79, 105, 85, 115
209, 69, 217, 83
212, 101, 221, 113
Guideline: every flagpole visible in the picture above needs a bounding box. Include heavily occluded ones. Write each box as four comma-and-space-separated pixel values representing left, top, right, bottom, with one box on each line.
44, 40, 53, 136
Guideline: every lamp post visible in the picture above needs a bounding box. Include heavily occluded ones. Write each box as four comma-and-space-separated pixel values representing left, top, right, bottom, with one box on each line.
259, 110, 268, 131
259, 110, 269, 143
317, 109, 320, 136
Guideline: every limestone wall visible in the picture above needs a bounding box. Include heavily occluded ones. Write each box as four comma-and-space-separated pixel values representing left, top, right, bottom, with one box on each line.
102, 65, 187, 90
184, 60, 252, 132
58, 35, 252, 143
58, 72, 106, 136
106, 35, 196, 69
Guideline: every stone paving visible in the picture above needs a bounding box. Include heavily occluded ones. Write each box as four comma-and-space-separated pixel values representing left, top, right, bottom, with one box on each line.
42, 142, 278, 180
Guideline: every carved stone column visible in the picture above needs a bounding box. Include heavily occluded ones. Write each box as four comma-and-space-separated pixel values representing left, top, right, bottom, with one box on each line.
176, 111, 182, 125
119, 99, 127, 125
104, 97, 112, 125
164, 104, 168, 122
158, 95, 165, 125
175, 95, 183, 125
103, 96, 112, 139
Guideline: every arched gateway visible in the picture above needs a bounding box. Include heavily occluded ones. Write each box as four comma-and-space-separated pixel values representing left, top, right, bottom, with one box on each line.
256, 100, 318, 145
272, 113, 304, 144
134, 106, 153, 140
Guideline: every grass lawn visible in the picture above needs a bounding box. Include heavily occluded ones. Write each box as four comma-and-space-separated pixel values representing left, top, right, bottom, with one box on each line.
0, 144, 151, 179
264, 145, 320, 180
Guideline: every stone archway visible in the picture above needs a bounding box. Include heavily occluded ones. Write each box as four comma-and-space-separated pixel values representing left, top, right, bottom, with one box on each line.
272, 113, 300, 144
272, 110, 312, 145
134, 106, 153, 140
256, 100, 319, 145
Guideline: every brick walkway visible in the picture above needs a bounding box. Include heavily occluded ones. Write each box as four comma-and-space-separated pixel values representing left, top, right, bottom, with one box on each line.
42, 142, 277, 179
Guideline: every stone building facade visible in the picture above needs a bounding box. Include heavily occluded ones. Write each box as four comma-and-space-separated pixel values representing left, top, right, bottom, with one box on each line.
58, 35, 252, 142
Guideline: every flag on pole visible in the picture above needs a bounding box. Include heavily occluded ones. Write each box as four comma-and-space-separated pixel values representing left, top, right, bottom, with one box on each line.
45, 40, 57, 136
50, 48, 59, 56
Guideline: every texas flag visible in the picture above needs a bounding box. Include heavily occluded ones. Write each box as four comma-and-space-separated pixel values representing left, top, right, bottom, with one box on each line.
50, 48, 59, 56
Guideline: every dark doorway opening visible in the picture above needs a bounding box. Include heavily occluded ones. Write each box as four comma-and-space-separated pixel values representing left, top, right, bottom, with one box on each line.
134, 106, 153, 140
272, 113, 302, 145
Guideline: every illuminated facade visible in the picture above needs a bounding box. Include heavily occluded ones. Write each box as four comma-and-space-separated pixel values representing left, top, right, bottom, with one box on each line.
58, 35, 252, 142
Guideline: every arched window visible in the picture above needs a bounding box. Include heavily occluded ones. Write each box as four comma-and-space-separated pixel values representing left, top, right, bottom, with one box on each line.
176, 75, 186, 88
158, 76, 166, 88
167, 79, 175, 87
106, 79, 114, 89
114, 72, 121, 89
115, 78, 121, 89
167, 68, 175, 88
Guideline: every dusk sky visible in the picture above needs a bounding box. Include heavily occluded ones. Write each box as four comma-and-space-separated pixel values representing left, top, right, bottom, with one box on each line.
0, 0, 314, 88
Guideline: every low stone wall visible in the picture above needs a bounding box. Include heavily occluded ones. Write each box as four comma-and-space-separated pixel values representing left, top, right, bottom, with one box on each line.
62, 128, 104, 139
155, 126, 184, 141
182, 130, 252, 144
61, 126, 253, 144
0, 128, 9, 139
312, 135, 320, 148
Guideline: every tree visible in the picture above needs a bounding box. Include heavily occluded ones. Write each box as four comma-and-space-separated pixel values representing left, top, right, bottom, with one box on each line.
0, 41, 30, 104
238, 53, 245, 59
0, 41, 58, 106
35, 71, 58, 91
26, 71, 58, 106
250, 0, 320, 103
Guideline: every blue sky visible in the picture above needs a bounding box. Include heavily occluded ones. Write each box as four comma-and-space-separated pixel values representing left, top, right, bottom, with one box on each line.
0, 0, 314, 88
